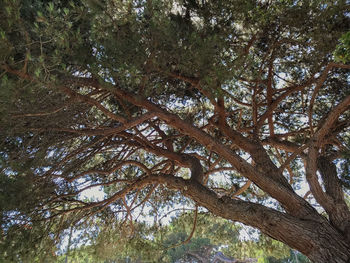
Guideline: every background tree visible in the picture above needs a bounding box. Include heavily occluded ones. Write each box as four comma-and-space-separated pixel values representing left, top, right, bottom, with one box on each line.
1, 0, 350, 262
55, 212, 304, 263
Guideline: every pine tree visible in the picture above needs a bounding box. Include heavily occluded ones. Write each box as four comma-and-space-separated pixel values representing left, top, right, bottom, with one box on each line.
1, 1, 350, 262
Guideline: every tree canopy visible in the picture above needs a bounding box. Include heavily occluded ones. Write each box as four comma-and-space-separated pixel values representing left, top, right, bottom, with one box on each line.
55, 211, 309, 263
0, 0, 350, 262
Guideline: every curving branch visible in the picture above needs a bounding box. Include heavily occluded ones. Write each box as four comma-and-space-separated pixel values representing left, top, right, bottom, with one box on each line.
305, 94, 350, 240
111, 84, 321, 220
155, 175, 349, 259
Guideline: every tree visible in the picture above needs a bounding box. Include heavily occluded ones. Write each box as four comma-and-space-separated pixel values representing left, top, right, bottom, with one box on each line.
0, 0, 350, 262
56, 212, 286, 263
160, 212, 243, 263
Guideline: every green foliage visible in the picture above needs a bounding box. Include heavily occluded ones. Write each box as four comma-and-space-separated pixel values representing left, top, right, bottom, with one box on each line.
0, 220, 58, 263
55, 213, 310, 263
334, 32, 350, 63
0, 0, 349, 261
159, 212, 240, 262
225, 234, 290, 262
266, 250, 311, 263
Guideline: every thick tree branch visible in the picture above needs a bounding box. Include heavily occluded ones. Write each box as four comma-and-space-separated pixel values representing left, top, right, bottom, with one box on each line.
111, 85, 321, 220
317, 156, 350, 241
305, 94, 350, 241
156, 175, 349, 260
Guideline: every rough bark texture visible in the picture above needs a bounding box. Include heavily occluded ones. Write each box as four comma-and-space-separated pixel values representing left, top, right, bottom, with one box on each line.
156, 175, 350, 263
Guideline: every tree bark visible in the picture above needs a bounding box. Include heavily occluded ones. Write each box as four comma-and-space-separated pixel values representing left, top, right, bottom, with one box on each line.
5, 68, 350, 263
156, 175, 350, 263
317, 156, 350, 243
58, 76, 350, 263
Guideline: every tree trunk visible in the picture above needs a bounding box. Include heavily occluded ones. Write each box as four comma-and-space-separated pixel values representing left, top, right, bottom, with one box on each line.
158, 175, 350, 263
304, 231, 350, 263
